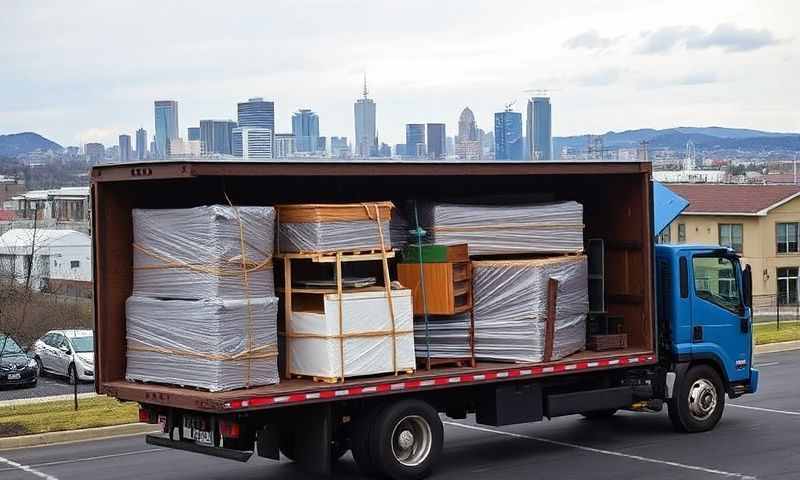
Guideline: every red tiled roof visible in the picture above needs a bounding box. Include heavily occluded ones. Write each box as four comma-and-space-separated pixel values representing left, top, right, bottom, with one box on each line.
667, 183, 800, 215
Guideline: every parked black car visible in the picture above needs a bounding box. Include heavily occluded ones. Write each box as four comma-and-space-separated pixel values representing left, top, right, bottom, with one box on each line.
0, 334, 38, 388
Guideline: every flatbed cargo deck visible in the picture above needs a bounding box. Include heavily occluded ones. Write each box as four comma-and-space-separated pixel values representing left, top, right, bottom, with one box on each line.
102, 349, 654, 412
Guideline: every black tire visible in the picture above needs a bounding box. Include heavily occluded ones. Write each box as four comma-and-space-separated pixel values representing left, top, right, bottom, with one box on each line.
371, 399, 443, 480
67, 364, 77, 385
668, 365, 725, 433
351, 403, 383, 476
581, 409, 617, 419
34, 357, 45, 377
27, 380, 37, 389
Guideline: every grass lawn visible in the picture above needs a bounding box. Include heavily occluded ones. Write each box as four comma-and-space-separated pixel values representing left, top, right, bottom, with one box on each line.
0, 395, 138, 438
754, 322, 800, 345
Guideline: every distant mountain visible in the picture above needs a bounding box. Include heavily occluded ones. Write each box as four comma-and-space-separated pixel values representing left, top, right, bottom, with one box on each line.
0, 132, 63, 157
554, 127, 800, 153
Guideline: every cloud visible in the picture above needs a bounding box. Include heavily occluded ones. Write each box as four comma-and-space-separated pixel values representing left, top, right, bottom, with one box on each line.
686, 23, 780, 52
637, 26, 703, 54
675, 71, 718, 85
575, 68, 622, 87
564, 30, 617, 50
638, 23, 780, 54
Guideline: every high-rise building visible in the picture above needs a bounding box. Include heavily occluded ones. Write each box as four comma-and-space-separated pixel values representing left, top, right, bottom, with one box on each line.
455, 107, 481, 160
135, 128, 147, 160
379, 143, 391, 157
199, 120, 236, 155
167, 138, 201, 158
118, 134, 132, 162
330, 136, 349, 158
405, 124, 425, 158
154, 100, 179, 160
446, 136, 455, 157
85, 143, 105, 164
292, 109, 320, 153
232, 127, 272, 160
274, 133, 296, 159
237, 97, 275, 158
425, 123, 446, 160
188, 127, 200, 141
494, 109, 523, 160
317, 136, 327, 154
527, 96, 552, 160
354, 76, 377, 158
394, 144, 406, 157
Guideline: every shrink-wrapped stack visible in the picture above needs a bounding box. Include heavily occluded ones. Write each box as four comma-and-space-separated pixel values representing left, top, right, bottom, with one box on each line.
417, 201, 584, 256
126, 296, 279, 392
126, 205, 279, 391
132, 206, 275, 299
277, 202, 393, 253
472, 256, 588, 363
414, 314, 472, 359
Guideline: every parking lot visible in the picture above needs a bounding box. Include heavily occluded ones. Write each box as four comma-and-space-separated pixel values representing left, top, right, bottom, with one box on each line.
0, 376, 94, 402
0, 350, 796, 480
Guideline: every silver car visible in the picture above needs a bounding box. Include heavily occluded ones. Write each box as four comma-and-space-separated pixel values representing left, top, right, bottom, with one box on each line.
32, 329, 94, 384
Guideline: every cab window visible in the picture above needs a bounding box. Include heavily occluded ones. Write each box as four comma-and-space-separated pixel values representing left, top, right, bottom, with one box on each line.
693, 256, 740, 312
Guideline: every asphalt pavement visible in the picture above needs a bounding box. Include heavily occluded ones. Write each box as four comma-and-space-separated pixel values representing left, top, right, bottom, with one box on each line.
0, 351, 798, 480
0, 376, 94, 401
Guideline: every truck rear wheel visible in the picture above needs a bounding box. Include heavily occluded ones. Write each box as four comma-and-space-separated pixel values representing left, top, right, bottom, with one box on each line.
371, 399, 443, 480
668, 365, 725, 433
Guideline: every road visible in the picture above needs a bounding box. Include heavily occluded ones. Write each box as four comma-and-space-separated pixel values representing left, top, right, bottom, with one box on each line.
0, 376, 94, 401
1, 350, 798, 480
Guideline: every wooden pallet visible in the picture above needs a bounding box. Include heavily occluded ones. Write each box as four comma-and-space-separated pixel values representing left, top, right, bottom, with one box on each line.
292, 369, 416, 384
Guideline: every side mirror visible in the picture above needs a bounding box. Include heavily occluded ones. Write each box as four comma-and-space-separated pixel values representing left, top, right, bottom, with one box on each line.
59, 345, 71, 354
742, 264, 753, 309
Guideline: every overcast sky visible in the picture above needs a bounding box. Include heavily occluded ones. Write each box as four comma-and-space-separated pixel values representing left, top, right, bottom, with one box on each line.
1, 0, 798, 148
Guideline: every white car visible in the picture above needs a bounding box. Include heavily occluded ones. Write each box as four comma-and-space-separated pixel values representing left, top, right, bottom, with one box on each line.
33, 329, 94, 384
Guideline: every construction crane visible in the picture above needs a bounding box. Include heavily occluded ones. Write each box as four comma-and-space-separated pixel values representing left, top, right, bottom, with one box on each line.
504, 100, 516, 112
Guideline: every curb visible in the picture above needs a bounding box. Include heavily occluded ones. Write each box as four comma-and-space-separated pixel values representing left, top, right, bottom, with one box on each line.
0, 392, 97, 408
755, 340, 800, 355
0, 423, 160, 450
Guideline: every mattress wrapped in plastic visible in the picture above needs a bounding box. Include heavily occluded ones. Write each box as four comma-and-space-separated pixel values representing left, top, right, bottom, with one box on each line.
414, 314, 472, 358
288, 288, 415, 379
472, 256, 588, 363
277, 202, 393, 253
417, 201, 584, 256
126, 296, 279, 391
132, 205, 275, 299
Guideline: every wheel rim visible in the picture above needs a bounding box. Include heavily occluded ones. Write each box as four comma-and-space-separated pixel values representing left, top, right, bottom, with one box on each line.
688, 378, 717, 421
390, 415, 432, 467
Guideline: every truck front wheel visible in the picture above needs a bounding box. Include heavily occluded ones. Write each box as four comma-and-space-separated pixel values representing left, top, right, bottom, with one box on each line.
370, 399, 443, 480
668, 365, 725, 433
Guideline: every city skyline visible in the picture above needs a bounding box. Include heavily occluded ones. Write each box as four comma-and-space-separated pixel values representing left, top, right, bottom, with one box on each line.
3, 1, 797, 148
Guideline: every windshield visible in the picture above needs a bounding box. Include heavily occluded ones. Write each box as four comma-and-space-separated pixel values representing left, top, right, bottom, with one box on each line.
71, 336, 94, 353
0, 336, 24, 355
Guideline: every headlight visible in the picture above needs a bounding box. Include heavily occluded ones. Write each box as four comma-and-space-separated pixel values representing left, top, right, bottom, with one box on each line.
28, 358, 37, 368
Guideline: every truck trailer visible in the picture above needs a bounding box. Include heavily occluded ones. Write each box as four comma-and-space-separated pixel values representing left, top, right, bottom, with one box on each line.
91, 160, 758, 479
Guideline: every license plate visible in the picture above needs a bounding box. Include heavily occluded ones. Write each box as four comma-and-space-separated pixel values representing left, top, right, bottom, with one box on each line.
182, 415, 214, 446
8, 373, 20, 380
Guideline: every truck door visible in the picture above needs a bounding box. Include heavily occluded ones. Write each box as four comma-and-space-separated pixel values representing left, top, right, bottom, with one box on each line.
689, 254, 751, 383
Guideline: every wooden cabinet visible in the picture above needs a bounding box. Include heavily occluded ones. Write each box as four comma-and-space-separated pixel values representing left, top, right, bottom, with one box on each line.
397, 261, 472, 316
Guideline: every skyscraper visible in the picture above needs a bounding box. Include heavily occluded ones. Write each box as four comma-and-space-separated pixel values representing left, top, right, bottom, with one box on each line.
118, 134, 132, 162
527, 97, 552, 160
199, 120, 236, 155
135, 128, 147, 161
187, 127, 200, 141
232, 127, 272, 159
405, 124, 425, 158
238, 97, 275, 158
455, 107, 481, 160
274, 133, 296, 159
354, 76, 377, 158
292, 109, 320, 153
154, 100, 179, 160
85, 143, 105, 164
330, 136, 349, 158
426, 123, 446, 160
494, 109, 523, 160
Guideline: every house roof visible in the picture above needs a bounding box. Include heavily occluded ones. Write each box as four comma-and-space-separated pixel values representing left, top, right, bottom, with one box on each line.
0, 228, 90, 250
667, 183, 800, 216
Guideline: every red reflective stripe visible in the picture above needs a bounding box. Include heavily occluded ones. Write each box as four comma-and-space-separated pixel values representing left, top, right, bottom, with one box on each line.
223, 354, 655, 410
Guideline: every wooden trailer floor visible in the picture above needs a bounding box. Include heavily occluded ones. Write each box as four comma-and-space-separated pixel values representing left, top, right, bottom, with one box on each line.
101, 347, 655, 413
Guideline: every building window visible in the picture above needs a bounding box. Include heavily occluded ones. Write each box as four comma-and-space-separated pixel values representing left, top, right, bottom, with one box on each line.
777, 223, 799, 254
657, 224, 671, 244
777, 267, 799, 305
678, 223, 686, 243
70, 260, 80, 269
718, 224, 743, 253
